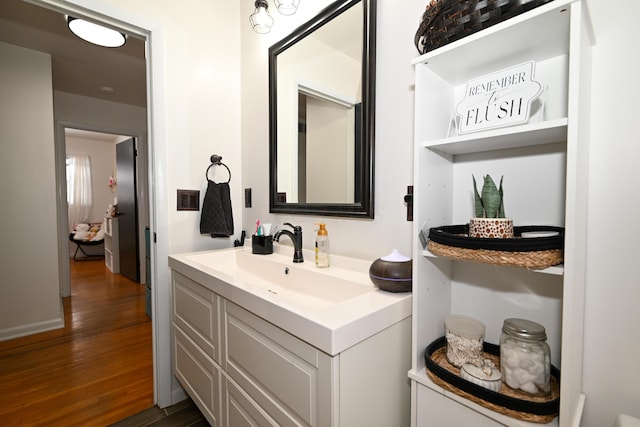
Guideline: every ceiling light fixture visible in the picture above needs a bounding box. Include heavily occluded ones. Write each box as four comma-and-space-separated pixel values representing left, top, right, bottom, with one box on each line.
67, 16, 126, 48
250, 0, 274, 34
274, 0, 300, 16
250, 0, 300, 34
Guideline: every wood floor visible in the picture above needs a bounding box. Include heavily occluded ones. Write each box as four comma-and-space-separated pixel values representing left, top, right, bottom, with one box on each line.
0, 259, 154, 426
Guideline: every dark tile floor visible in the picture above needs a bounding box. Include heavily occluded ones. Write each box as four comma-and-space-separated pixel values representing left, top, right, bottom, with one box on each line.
109, 398, 208, 427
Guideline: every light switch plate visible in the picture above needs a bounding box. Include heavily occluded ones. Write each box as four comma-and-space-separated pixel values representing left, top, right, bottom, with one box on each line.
245, 188, 252, 208
177, 189, 199, 211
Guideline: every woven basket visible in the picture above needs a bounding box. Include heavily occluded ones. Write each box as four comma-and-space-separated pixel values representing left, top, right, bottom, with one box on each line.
415, 0, 555, 54
425, 337, 560, 423
428, 225, 564, 269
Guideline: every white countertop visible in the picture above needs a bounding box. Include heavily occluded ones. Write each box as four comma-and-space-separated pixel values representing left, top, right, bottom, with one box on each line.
168, 246, 412, 356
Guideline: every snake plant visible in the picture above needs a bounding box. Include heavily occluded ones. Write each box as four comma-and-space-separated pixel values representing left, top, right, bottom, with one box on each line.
473, 175, 505, 218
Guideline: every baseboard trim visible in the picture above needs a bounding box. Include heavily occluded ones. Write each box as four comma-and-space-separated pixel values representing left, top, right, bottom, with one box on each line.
170, 387, 187, 408
0, 317, 64, 342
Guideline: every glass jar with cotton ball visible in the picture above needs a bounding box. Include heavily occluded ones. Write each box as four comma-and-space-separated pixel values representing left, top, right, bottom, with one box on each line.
500, 318, 551, 396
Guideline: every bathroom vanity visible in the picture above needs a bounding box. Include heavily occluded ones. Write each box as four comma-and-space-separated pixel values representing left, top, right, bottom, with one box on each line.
169, 247, 411, 426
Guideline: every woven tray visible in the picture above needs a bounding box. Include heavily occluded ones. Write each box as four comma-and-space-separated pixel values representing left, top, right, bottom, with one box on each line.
428, 225, 564, 269
425, 337, 560, 423
414, 0, 555, 54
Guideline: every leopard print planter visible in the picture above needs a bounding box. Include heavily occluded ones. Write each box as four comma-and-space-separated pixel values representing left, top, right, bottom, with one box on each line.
469, 218, 514, 239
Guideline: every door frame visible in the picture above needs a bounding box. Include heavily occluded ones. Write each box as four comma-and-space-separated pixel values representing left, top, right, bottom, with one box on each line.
42, 0, 173, 408
56, 124, 146, 297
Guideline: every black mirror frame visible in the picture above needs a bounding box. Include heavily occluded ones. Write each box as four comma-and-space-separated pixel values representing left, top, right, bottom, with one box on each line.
268, 0, 376, 218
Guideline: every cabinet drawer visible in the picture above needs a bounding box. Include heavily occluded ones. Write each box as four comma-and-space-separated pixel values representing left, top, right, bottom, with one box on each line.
223, 300, 332, 427
174, 326, 221, 426
416, 383, 502, 427
224, 376, 278, 427
172, 271, 220, 361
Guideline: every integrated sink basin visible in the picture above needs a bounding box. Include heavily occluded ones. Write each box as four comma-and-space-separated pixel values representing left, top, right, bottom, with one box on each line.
169, 247, 412, 355
185, 249, 371, 307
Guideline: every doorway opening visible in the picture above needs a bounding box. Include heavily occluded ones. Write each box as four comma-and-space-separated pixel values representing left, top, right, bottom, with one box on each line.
63, 128, 148, 287
3, 0, 174, 409
57, 123, 152, 410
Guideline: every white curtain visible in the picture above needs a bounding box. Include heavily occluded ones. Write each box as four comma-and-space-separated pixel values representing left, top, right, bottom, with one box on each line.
67, 155, 93, 231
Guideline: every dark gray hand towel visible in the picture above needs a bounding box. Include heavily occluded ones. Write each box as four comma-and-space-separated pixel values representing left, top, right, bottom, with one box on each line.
200, 180, 234, 237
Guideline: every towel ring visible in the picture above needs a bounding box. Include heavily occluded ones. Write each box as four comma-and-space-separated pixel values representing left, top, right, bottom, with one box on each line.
206, 154, 231, 183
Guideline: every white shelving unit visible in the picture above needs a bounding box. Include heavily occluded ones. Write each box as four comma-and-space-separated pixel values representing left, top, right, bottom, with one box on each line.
408, 1, 592, 426
104, 216, 120, 273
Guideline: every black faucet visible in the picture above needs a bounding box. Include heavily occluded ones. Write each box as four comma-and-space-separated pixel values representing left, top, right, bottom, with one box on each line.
273, 223, 303, 263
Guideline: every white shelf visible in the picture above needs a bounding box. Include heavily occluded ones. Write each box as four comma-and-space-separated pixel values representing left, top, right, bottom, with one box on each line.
104, 216, 119, 273
411, 0, 572, 85
422, 118, 568, 155
410, 1, 592, 425
409, 369, 559, 427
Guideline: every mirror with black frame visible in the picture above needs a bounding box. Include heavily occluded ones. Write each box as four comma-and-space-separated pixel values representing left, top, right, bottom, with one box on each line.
269, 0, 376, 218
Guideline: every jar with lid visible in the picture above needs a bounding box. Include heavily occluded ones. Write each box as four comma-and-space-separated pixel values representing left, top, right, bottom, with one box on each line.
500, 318, 551, 396
444, 315, 485, 367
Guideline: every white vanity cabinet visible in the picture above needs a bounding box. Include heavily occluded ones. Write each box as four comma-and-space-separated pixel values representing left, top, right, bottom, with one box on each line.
172, 271, 222, 424
222, 299, 333, 426
408, 1, 592, 426
223, 376, 278, 426
171, 269, 411, 427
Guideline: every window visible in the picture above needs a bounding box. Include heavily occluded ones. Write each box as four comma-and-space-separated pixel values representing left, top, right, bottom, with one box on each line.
66, 155, 93, 231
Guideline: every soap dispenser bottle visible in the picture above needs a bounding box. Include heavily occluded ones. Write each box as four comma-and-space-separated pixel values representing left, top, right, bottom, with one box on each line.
315, 223, 330, 268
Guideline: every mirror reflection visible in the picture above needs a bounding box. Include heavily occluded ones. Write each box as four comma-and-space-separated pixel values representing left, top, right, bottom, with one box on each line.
269, 0, 375, 217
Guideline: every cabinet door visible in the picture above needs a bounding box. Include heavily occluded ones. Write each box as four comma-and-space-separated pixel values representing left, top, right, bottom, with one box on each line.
222, 300, 333, 427
172, 271, 220, 362
223, 376, 278, 427
174, 326, 221, 426
417, 384, 503, 427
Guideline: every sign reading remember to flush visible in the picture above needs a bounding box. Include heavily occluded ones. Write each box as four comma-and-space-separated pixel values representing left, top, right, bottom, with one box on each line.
456, 61, 542, 134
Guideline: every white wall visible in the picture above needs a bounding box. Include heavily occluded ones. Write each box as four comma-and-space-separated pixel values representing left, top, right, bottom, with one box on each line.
241, 0, 420, 261
581, 0, 640, 425
55, 92, 147, 134
0, 42, 63, 339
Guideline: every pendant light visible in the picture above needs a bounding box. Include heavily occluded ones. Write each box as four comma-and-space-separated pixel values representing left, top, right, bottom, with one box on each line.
250, 0, 274, 34
274, 0, 300, 16
67, 16, 126, 48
